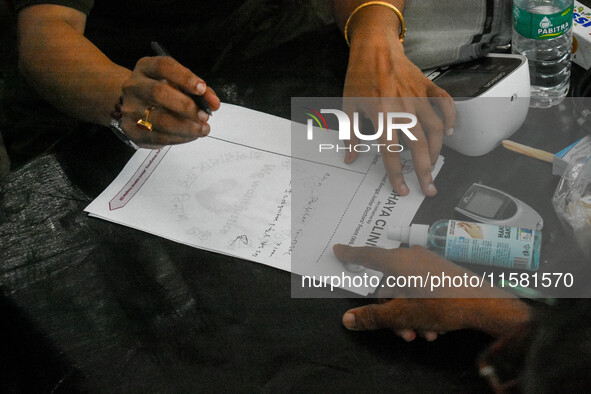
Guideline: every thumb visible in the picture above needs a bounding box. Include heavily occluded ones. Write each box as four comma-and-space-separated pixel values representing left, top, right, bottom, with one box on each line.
342, 303, 391, 331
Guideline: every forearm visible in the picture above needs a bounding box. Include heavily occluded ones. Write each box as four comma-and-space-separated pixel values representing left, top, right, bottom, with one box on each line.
331, 0, 404, 47
17, 5, 131, 126
332, 0, 407, 96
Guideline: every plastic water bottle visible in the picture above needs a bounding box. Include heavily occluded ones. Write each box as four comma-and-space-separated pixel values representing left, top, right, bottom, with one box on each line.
512, 0, 574, 108
388, 219, 541, 271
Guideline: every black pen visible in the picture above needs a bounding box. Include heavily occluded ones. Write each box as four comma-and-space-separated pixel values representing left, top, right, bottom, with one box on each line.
150, 41, 212, 116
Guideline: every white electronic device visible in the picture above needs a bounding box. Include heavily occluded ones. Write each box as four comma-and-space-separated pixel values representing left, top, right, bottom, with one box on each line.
424, 54, 531, 156
455, 183, 543, 230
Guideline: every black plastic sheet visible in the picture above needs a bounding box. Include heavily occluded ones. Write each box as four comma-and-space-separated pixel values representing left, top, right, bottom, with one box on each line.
0, 151, 495, 392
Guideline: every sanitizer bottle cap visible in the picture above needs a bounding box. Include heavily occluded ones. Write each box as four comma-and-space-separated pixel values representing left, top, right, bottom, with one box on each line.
387, 224, 430, 247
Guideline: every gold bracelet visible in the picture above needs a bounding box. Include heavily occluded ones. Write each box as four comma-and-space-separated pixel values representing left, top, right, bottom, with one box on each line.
343, 1, 406, 46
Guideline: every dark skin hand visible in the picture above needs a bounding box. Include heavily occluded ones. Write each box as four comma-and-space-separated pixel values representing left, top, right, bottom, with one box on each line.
333, 244, 531, 340
332, 1, 455, 197
121, 56, 220, 149
17, 5, 220, 149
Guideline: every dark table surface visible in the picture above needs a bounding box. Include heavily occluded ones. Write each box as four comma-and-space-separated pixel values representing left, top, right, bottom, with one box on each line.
1, 19, 590, 393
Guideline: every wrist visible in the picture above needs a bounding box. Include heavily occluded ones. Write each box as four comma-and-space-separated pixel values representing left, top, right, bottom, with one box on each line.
347, 5, 403, 48
109, 95, 139, 149
468, 299, 531, 338
349, 26, 404, 55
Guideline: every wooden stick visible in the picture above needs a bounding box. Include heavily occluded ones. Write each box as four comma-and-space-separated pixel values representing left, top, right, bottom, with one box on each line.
501, 140, 554, 163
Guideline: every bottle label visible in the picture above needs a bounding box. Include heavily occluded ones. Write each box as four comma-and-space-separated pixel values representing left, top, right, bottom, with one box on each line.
444, 220, 538, 270
513, 3, 574, 39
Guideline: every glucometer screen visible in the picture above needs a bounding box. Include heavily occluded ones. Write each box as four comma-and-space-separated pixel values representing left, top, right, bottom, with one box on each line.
433, 70, 496, 97
465, 190, 506, 218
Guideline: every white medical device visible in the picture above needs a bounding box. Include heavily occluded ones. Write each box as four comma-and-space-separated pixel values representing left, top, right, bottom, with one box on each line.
425, 54, 531, 156
455, 183, 543, 230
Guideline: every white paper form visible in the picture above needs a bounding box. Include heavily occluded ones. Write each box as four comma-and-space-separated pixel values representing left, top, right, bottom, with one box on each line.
85, 103, 443, 296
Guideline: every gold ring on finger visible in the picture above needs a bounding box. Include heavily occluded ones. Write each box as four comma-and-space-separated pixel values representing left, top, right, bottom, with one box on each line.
136, 106, 156, 132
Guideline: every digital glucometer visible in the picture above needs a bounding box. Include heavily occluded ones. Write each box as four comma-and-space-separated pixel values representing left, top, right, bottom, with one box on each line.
455, 183, 543, 230
424, 54, 531, 156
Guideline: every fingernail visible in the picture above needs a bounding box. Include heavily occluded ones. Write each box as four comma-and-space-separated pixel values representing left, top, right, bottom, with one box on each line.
345, 262, 364, 273
198, 110, 209, 122
398, 184, 409, 196
202, 124, 210, 136
425, 332, 438, 342
196, 81, 206, 95
446, 128, 455, 136
343, 313, 357, 330
426, 183, 437, 196
402, 331, 416, 342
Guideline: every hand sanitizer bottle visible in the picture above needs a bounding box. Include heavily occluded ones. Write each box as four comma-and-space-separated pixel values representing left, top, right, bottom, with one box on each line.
388, 219, 541, 271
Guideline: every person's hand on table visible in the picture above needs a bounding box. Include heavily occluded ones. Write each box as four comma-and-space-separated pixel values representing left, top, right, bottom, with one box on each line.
333, 244, 531, 342
121, 56, 221, 149
339, 3, 455, 197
